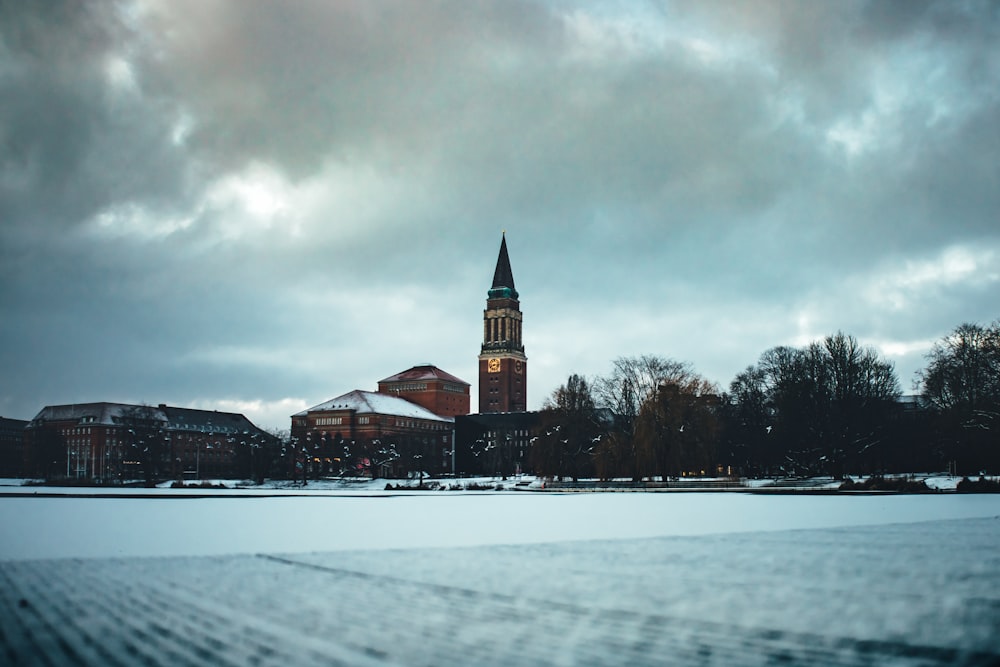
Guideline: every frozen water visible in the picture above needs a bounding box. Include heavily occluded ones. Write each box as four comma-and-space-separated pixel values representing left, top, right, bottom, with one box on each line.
1, 490, 999, 665
1, 487, 999, 560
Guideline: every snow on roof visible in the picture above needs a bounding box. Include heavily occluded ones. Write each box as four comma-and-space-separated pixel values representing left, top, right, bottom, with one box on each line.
296, 390, 454, 422
378, 364, 469, 386
30, 402, 159, 427
29, 402, 269, 435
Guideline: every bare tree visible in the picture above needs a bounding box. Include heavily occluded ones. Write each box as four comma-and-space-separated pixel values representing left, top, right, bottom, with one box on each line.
724, 333, 900, 477
720, 365, 773, 476
920, 321, 1000, 473
921, 322, 1000, 415
633, 378, 719, 479
118, 405, 168, 486
532, 374, 602, 480
593, 355, 709, 481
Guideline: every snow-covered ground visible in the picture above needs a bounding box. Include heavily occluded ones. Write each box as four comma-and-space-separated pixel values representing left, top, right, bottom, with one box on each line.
0, 471, 973, 495
2, 485, 999, 665
1, 482, 998, 560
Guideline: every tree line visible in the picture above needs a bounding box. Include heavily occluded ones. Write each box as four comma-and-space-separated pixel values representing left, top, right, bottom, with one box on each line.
531, 321, 1000, 480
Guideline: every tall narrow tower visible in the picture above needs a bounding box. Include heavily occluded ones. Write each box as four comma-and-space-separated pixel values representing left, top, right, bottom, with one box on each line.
479, 233, 527, 413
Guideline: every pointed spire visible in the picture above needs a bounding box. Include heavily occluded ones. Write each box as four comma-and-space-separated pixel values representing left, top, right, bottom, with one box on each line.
489, 233, 518, 299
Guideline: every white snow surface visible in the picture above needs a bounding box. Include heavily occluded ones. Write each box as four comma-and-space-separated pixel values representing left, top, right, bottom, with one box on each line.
3, 480, 999, 664
2, 484, 999, 561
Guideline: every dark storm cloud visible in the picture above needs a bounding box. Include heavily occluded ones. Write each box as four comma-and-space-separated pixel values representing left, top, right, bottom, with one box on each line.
0, 2, 197, 234
1, 0, 997, 427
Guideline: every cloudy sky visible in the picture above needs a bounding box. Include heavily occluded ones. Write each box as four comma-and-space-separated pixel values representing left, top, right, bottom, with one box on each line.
2, 0, 998, 430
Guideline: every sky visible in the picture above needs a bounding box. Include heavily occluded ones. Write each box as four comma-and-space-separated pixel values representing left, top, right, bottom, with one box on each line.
2, 0, 998, 431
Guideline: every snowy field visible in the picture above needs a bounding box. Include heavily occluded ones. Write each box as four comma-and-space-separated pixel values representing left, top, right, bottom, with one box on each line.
2, 488, 999, 665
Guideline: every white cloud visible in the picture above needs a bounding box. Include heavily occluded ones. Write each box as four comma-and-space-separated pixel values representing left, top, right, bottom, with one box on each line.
185, 397, 309, 431
85, 203, 195, 240
103, 55, 138, 93
865, 245, 999, 311
3, 0, 998, 426
205, 162, 292, 233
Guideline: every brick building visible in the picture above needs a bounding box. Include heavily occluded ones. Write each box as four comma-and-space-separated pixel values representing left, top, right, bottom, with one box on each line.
377, 364, 470, 417
292, 235, 530, 480
455, 234, 539, 476
478, 233, 527, 413
290, 389, 456, 478
24, 402, 276, 482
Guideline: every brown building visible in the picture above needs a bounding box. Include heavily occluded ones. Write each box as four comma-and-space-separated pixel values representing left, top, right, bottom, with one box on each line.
291, 389, 456, 478
377, 364, 470, 417
479, 233, 527, 413
24, 402, 276, 482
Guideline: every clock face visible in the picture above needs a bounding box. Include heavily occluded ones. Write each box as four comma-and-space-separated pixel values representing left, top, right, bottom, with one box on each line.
514, 360, 522, 374
487, 358, 501, 373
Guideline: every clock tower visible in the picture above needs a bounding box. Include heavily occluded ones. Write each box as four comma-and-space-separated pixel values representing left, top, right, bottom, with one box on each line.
479, 233, 526, 413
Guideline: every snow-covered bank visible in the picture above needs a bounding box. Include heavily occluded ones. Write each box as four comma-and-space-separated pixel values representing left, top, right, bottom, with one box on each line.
0, 472, 976, 495
2, 491, 999, 561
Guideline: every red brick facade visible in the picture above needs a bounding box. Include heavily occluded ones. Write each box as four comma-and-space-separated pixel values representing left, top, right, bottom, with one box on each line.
479, 234, 527, 413
377, 365, 470, 417
290, 390, 456, 477
24, 403, 274, 482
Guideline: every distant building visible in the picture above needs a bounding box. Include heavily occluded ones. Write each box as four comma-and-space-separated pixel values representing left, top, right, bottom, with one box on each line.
454, 234, 539, 476
291, 364, 469, 478
377, 364, 470, 417
454, 411, 540, 477
292, 235, 533, 480
24, 402, 276, 482
478, 233, 527, 413
0, 416, 28, 477
291, 390, 455, 478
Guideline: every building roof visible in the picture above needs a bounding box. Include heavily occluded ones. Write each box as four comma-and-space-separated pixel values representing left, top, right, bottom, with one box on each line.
27, 402, 270, 436
29, 402, 142, 427
378, 364, 469, 386
295, 390, 454, 422
0, 416, 28, 435
489, 233, 518, 299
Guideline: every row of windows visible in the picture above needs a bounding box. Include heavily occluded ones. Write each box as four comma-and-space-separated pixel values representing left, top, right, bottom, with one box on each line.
392, 419, 449, 430
310, 416, 450, 430
486, 429, 530, 438
388, 383, 428, 392
60, 424, 246, 437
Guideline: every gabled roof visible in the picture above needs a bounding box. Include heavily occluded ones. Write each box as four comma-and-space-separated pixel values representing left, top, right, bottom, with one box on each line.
490, 233, 518, 298
0, 416, 28, 432
28, 402, 270, 436
159, 406, 263, 435
295, 390, 454, 422
379, 364, 469, 386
